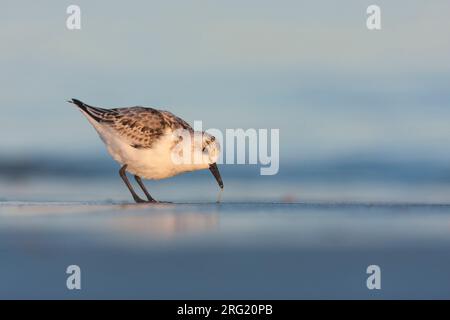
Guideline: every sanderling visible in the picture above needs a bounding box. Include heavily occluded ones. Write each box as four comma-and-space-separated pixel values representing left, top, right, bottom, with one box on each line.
69, 99, 223, 203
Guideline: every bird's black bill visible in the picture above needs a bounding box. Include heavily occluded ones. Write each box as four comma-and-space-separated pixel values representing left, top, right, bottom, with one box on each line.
209, 163, 224, 189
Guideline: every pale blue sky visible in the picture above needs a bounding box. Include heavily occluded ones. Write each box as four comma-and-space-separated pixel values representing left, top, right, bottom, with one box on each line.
1, 0, 449, 162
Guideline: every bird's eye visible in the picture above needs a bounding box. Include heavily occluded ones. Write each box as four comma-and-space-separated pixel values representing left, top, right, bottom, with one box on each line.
202, 147, 206, 152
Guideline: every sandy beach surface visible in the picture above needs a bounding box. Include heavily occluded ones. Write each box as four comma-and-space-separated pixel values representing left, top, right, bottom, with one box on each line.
1, 200, 450, 299
2, 0, 450, 301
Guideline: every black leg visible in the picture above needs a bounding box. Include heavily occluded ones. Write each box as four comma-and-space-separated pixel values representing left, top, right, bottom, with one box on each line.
134, 175, 156, 202
119, 165, 146, 203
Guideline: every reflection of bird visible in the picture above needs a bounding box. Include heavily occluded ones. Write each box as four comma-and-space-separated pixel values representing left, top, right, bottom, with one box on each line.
69, 99, 223, 203
114, 212, 220, 240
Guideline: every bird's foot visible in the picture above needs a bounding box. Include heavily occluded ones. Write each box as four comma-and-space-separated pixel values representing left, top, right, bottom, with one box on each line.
143, 196, 171, 204
132, 196, 171, 204
133, 196, 148, 204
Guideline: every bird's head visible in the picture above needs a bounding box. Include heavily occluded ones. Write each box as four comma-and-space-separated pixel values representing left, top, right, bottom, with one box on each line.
194, 132, 223, 189
198, 132, 221, 165
171, 130, 223, 189
193, 132, 223, 189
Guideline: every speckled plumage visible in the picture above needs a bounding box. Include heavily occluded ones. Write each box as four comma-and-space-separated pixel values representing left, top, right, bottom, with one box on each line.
71, 99, 192, 149
69, 98, 223, 203
70, 99, 221, 181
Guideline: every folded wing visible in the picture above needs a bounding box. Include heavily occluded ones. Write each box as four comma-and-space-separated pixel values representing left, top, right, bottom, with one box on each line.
70, 98, 193, 149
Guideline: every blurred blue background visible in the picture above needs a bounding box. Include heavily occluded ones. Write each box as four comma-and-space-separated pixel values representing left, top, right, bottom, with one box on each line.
2, 0, 450, 300
1, 0, 450, 202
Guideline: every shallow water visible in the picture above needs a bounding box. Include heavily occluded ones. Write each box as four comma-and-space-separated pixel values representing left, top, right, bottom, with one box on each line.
1, 199, 450, 299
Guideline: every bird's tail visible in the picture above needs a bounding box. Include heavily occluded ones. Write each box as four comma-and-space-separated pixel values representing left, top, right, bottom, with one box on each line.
68, 98, 113, 123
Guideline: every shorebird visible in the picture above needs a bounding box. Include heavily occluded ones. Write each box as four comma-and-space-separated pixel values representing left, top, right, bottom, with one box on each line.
69, 99, 223, 203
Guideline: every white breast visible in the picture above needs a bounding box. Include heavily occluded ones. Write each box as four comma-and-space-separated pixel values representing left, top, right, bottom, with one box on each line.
83, 116, 198, 180
103, 130, 181, 179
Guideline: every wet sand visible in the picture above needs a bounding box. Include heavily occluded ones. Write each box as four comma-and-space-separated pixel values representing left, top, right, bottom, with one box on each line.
1, 201, 450, 299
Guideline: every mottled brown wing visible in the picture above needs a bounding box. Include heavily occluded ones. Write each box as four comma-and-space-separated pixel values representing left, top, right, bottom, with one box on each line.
108, 107, 176, 149
110, 108, 193, 149
159, 110, 193, 132
71, 99, 192, 149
